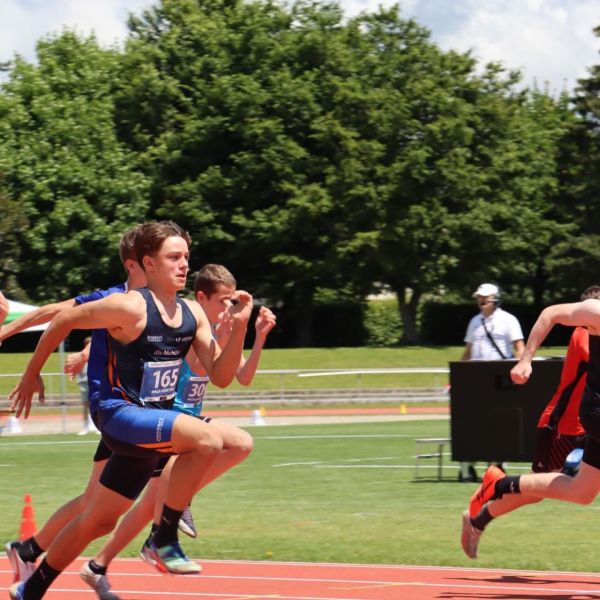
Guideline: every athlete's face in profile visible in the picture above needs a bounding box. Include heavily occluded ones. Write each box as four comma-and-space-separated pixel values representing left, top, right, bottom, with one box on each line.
197, 285, 235, 325
145, 235, 190, 290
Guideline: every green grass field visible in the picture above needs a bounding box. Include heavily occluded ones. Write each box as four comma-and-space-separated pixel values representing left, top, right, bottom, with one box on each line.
1, 418, 596, 572
0, 345, 567, 395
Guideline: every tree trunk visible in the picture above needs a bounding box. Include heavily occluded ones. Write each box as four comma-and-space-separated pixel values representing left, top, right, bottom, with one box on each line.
396, 286, 422, 344
294, 288, 314, 347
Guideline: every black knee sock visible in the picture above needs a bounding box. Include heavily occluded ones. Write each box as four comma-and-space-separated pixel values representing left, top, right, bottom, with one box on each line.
151, 522, 159, 534
153, 504, 183, 548
494, 475, 521, 498
471, 505, 494, 531
22, 558, 60, 599
88, 559, 107, 575
18, 537, 44, 563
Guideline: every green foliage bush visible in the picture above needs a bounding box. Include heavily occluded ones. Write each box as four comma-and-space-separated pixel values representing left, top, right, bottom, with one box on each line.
363, 299, 402, 347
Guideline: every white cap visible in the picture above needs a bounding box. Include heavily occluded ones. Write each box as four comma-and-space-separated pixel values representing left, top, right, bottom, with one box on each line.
473, 283, 499, 298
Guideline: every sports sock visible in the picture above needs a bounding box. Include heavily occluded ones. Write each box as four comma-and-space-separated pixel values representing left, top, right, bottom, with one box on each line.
494, 475, 521, 497
471, 505, 494, 531
21, 558, 60, 599
153, 504, 183, 547
88, 559, 107, 575
18, 537, 44, 562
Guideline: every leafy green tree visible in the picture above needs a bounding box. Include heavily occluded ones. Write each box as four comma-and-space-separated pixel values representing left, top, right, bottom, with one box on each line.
0, 32, 150, 300
0, 178, 29, 299
346, 7, 577, 340
117, 0, 382, 344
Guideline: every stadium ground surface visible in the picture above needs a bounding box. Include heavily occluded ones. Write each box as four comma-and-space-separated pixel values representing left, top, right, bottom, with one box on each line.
0, 405, 449, 435
4, 556, 600, 599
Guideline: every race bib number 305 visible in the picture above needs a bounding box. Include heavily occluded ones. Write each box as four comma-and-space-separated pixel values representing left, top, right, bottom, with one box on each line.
181, 375, 209, 407
140, 359, 182, 403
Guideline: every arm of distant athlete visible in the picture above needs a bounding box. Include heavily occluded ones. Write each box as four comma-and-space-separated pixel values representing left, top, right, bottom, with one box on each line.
0, 298, 75, 343
189, 290, 253, 388
9, 293, 142, 418
64, 338, 91, 379
511, 299, 600, 385
236, 305, 276, 386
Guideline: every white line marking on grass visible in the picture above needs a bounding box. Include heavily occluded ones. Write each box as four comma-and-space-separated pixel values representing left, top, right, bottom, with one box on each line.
273, 461, 324, 467
0, 440, 97, 447
315, 465, 412, 469
256, 434, 423, 440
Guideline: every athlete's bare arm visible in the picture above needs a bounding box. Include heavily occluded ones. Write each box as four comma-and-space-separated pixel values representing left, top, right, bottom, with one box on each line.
511, 299, 600, 384
187, 290, 253, 388
0, 299, 75, 343
236, 305, 276, 386
9, 292, 146, 417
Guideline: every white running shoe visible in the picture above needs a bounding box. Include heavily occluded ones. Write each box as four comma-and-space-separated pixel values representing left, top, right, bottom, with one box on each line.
5, 541, 37, 583
178, 506, 197, 538
461, 510, 483, 559
79, 561, 121, 600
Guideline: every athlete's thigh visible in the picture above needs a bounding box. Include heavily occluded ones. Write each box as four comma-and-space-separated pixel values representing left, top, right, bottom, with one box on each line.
205, 418, 253, 449
572, 460, 600, 496
81, 459, 108, 501
85, 479, 135, 523
171, 412, 223, 453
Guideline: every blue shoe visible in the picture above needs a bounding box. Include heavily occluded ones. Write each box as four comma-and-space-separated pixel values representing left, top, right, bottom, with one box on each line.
139, 535, 157, 568
562, 447, 584, 477
9, 582, 24, 600
141, 538, 201, 574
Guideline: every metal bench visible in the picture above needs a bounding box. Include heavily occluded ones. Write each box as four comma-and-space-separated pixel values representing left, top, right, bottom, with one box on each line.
414, 437, 451, 481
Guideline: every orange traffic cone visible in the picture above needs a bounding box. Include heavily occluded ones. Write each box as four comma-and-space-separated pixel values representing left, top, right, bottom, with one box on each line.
19, 494, 37, 541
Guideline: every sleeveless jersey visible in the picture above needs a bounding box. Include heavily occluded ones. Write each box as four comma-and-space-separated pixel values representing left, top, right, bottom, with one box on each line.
75, 282, 127, 416
100, 288, 197, 407
173, 360, 210, 417
537, 327, 588, 435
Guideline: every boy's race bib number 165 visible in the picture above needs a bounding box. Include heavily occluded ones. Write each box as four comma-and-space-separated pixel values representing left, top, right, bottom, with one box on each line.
140, 359, 182, 403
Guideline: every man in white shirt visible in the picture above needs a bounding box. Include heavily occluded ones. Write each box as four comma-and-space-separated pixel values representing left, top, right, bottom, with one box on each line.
459, 283, 525, 481
462, 283, 524, 361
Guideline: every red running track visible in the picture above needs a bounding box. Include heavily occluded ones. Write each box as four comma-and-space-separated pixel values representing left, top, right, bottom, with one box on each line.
3, 557, 600, 599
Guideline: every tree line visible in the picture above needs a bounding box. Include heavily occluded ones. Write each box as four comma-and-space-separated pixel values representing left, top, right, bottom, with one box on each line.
1, 0, 599, 346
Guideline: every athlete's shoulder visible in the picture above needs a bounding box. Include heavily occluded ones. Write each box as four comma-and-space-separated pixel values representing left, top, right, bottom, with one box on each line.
75, 282, 127, 305
181, 297, 202, 317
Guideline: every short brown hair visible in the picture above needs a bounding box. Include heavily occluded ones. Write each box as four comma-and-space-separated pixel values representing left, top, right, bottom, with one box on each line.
134, 221, 191, 269
581, 286, 600, 301
118, 224, 143, 267
194, 264, 236, 297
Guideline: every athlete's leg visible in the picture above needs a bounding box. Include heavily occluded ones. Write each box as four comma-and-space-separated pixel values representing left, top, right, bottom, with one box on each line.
150, 420, 252, 533
516, 461, 600, 503
19, 455, 156, 600
6, 442, 110, 584
92, 477, 160, 568
486, 493, 542, 517
191, 419, 253, 489
163, 413, 223, 510
35, 459, 107, 549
